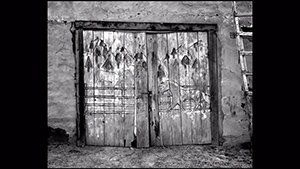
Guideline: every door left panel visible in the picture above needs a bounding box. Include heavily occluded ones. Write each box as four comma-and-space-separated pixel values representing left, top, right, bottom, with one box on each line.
83, 30, 136, 146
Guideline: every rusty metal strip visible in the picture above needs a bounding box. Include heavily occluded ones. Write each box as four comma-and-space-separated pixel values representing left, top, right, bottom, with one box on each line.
85, 103, 135, 106
85, 95, 135, 99
86, 111, 134, 115
85, 86, 135, 90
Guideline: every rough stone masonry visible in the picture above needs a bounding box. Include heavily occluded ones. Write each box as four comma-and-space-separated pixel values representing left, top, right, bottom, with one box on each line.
47, 1, 252, 145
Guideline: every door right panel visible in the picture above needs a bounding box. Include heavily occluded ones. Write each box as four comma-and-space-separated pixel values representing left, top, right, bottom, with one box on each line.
148, 31, 211, 146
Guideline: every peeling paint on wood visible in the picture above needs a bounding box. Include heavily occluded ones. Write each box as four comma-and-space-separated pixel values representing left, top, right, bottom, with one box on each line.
104, 31, 116, 146
135, 32, 149, 148
147, 34, 161, 146
92, 31, 105, 146
157, 33, 173, 146
178, 32, 192, 145
124, 32, 135, 147
168, 33, 182, 146
84, 30, 96, 145
113, 31, 124, 147
187, 32, 201, 144
83, 29, 211, 147
198, 32, 211, 144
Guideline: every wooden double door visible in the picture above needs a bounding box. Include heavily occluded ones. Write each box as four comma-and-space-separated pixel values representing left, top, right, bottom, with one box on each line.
83, 30, 211, 147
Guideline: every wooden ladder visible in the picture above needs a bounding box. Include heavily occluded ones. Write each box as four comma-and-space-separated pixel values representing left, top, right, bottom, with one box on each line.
232, 1, 252, 96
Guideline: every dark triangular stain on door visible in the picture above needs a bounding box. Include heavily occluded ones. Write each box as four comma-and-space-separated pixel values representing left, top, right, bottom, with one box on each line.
102, 55, 114, 71
181, 55, 190, 68
85, 56, 93, 72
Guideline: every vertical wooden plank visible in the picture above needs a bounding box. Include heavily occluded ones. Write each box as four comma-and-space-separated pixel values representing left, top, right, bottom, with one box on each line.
112, 31, 125, 147
157, 33, 172, 146
119, 32, 126, 147
178, 32, 193, 145
147, 34, 155, 146
90, 31, 97, 146
245, 54, 252, 91
147, 34, 161, 146
103, 31, 115, 146
208, 30, 219, 145
97, 31, 107, 146
198, 32, 211, 144
154, 34, 165, 147
74, 28, 81, 146
93, 31, 105, 146
124, 32, 135, 147
188, 32, 202, 144
76, 28, 86, 146
110, 31, 119, 146
83, 30, 96, 145
135, 32, 149, 148
168, 33, 182, 145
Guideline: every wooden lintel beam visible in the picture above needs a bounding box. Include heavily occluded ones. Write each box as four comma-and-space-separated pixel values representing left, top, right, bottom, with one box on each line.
74, 21, 217, 32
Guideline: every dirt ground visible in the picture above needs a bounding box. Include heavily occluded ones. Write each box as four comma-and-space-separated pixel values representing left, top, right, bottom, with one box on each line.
48, 143, 252, 168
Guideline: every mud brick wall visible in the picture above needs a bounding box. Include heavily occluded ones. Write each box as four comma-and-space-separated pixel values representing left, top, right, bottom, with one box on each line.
47, 1, 253, 145
48, 21, 76, 141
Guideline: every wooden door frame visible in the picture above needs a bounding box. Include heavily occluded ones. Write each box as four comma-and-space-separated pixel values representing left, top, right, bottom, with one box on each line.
70, 21, 220, 147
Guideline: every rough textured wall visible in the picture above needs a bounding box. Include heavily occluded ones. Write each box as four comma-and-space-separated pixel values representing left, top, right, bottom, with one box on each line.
47, 1, 252, 145
48, 22, 76, 140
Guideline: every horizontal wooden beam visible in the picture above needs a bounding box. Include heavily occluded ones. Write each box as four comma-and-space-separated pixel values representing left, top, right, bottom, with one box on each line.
234, 12, 252, 17
74, 21, 217, 32
241, 51, 252, 56
239, 31, 252, 36
246, 91, 253, 96
245, 72, 253, 76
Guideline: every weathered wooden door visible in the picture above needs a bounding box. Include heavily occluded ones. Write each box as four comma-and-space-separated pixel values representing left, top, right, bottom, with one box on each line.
147, 32, 211, 146
83, 30, 149, 147
83, 30, 211, 147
